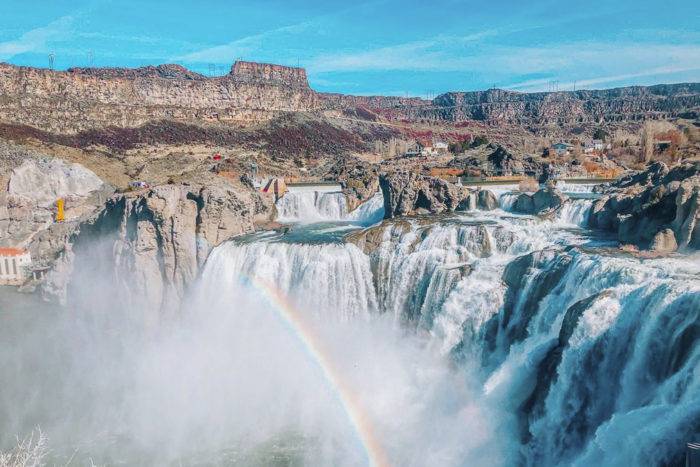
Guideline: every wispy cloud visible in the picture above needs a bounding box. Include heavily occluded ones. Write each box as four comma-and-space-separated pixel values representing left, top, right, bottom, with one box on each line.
173, 19, 315, 64
308, 36, 700, 92
306, 31, 498, 73
0, 14, 75, 59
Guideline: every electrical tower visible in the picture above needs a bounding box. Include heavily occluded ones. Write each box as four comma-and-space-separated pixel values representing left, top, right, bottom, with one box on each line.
48, 53, 55, 70
87, 50, 94, 67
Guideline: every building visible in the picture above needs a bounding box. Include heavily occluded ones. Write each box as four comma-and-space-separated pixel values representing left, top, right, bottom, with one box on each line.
0, 248, 31, 285
552, 142, 573, 156
433, 141, 449, 154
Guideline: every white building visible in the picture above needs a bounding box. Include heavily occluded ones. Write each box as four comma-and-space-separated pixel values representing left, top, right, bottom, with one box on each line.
0, 248, 31, 285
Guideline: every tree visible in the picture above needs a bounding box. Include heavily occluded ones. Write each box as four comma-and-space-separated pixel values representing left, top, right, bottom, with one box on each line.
593, 128, 608, 141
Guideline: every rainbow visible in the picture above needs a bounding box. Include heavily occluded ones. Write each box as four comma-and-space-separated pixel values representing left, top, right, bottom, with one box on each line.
239, 275, 391, 467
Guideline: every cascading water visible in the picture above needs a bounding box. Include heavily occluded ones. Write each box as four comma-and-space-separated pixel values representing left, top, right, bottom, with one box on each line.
196, 207, 699, 465
276, 191, 384, 224
1, 185, 697, 466
554, 182, 598, 193
554, 199, 593, 226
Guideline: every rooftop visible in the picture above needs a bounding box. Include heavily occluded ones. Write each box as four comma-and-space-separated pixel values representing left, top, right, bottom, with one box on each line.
0, 247, 28, 256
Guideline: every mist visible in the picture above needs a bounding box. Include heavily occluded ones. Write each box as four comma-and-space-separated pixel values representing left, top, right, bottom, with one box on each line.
0, 236, 513, 466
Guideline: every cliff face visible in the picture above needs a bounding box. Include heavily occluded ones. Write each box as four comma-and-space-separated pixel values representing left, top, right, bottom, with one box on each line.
589, 161, 700, 251
41, 181, 274, 320
0, 61, 321, 133
230, 61, 309, 87
0, 59, 697, 134
424, 85, 700, 124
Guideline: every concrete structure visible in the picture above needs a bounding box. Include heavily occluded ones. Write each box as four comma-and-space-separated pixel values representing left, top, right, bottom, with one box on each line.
0, 248, 31, 285
286, 182, 342, 193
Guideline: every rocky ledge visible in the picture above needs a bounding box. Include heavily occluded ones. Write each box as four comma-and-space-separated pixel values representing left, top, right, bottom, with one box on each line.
38, 180, 274, 319
589, 161, 700, 252
378, 172, 498, 218
511, 187, 568, 215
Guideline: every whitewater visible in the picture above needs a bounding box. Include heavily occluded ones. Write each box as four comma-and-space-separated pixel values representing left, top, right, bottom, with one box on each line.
0, 189, 697, 466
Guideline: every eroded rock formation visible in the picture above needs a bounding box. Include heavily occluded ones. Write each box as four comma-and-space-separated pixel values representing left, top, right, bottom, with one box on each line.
512, 188, 568, 215
379, 172, 471, 217
41, 181, 274, 317
589, 161, 700, 251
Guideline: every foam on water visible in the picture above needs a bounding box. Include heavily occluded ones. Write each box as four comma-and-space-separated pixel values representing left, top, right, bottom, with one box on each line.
276, 191, 384, 225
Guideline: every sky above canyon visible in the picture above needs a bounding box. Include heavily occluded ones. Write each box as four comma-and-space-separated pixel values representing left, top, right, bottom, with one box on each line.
1, 0, 699, 96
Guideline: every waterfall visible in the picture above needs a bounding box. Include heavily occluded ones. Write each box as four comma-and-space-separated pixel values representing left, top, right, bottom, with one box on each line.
276, 191, 384, 224
499, 192, 520, 211
554, 199, 593, 226
3, 192, 698, 466
202, 240, 378, 321
200, 211, 698, 466
454, 249, 700, 466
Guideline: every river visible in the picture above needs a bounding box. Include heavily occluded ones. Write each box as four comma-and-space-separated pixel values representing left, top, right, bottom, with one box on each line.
0, 188, 698, 466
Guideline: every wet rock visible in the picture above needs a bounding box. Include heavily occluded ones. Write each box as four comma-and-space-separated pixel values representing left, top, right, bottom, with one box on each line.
512, 188, 568, 215
379, 172, 470, 218
589, 161, 700, 250
477, 189, 499, 210
650, 228, 678, 253
40, 180, 272, 317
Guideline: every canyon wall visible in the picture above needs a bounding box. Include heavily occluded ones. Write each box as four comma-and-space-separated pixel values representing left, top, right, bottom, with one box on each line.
323, 84, 700, 124
0, 61, 321, 133
0, 60, 698, 135
423, 85, 700, 124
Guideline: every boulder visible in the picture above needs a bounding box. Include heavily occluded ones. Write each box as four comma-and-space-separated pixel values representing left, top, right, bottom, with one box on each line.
514, 193, 535, 214
533, 188, 568, 213
379, 172, 470, 218
477, 189, 499, 210
588, 161, 700, 250
649, 229, 678, 253
512, 188, 567, 215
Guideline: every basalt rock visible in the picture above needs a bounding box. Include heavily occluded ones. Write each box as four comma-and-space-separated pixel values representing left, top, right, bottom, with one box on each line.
40, 181, 273, 319
589, 161, 700, 250
512, 188, 568, 215
379, 172, 470, 218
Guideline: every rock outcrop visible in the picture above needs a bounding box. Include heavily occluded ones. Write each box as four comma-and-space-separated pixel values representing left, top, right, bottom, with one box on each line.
1, 158, 111, 246
422, 85, 700, 125
40, 181, 273, 318
512, 188, 568, 215
1, 60, 698, 134
589, 161, 700, 251
0, 61, 321, 133
379, 172, 470, 218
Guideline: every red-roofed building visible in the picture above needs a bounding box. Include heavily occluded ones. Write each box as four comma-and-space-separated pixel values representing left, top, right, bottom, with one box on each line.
0, 248, 31, 285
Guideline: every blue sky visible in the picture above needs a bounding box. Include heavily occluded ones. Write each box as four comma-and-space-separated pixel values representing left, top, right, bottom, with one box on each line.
1, 0, 699, 96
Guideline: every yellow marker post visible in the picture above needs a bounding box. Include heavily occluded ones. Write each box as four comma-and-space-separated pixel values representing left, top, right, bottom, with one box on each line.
56, 199, 65, 222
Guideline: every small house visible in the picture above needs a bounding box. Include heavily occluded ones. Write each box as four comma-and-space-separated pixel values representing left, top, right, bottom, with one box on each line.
552, 142, 572, 156
433, 141, 449, 154
0, 248, 31, 285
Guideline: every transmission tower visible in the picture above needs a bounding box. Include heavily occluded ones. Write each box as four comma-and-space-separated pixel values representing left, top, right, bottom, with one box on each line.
208, 63, 216, 76
48, 53, 55, 70
87, 50, 94, 67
